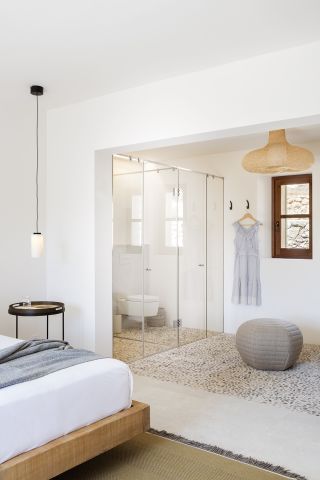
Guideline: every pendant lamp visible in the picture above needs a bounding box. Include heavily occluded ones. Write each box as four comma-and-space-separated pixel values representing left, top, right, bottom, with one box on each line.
242, 129, 314, 174
30, 85, 44, 258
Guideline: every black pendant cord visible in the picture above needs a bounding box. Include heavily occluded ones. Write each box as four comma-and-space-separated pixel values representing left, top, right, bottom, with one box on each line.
30, 85, 43, 237
36, 95, 39, 233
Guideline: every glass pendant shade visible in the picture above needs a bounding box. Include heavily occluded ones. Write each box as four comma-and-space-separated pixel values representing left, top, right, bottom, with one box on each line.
31, 233, 44, 258
242, 129, 314, 174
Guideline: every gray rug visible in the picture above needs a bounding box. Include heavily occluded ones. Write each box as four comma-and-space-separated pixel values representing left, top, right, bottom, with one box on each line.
131, 334, 320, 416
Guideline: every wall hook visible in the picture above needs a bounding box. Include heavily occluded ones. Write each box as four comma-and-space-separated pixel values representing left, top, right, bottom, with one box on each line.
229, 201, 233, 210
246, 200, 250, 209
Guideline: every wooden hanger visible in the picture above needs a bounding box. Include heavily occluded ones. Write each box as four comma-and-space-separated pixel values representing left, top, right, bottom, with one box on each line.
237, 212, 263, 226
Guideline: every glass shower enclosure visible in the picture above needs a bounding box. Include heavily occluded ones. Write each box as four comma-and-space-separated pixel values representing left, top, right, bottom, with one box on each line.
112, 155, 223, 362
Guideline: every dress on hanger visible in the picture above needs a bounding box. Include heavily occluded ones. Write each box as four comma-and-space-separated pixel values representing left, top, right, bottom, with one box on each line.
232, 221, 261, 306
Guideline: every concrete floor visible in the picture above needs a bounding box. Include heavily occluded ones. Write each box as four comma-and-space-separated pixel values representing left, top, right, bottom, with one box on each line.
133, 374, 320, 480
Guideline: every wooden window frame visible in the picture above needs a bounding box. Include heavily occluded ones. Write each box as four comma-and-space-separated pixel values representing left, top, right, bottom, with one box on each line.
272, 174, 312, 259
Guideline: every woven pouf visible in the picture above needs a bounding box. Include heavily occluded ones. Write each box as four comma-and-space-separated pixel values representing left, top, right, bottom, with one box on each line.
236, 319, 303, 371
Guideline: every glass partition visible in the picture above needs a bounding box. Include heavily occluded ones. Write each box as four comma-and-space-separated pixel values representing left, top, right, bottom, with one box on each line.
112, 156, 224, 361
178, 170, 207, 345
112, 157, 144, 362
207, 176, 224, 334
143, 163, 179, 354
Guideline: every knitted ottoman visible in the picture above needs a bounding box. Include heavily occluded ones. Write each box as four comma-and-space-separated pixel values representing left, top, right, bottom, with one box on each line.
236, 319, 303, 371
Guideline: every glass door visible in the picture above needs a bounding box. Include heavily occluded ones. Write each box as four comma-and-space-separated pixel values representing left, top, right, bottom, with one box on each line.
207, 176, 224, 334
178, 170, 207, 345
112, 157, 144, 362
143, 162, 179, 355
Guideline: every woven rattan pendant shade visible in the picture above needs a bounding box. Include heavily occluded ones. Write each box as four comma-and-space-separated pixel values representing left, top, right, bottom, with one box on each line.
242, 129, 314, 174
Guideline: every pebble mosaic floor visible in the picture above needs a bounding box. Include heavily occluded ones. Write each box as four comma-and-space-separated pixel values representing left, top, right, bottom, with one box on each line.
130, 333, 320, 416
113, 326, 216, 362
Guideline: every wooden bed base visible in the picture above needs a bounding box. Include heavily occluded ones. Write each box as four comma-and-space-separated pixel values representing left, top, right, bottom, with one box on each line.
0, 400, 150, 480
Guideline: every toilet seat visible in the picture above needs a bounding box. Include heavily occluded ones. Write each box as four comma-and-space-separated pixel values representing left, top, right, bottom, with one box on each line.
126, 294, 159, 303
118, 294, 160, 317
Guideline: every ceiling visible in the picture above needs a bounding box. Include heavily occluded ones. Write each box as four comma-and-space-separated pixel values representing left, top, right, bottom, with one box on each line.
129, 126, 320, 161
1, 0, 320, 109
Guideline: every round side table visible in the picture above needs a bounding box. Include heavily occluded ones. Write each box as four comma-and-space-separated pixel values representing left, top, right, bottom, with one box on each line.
8, 301, 65, 340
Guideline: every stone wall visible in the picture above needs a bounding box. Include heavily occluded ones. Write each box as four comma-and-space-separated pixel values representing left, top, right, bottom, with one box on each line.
285, 184, 309, 249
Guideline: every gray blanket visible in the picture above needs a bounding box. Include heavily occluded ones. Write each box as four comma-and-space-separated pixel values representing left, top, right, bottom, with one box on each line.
0, 339, 102, 389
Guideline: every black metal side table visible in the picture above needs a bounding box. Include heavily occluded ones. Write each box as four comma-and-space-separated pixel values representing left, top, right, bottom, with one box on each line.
8, 301, 65, 340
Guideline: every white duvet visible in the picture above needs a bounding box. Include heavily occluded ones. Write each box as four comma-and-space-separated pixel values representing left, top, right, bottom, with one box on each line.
0, 335, 133, 464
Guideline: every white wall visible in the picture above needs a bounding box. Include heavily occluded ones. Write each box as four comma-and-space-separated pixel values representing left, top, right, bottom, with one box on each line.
46, 41, 320, 353
0, 106, 46, 339
178, 148, 320, 344
95, 153, 113, 354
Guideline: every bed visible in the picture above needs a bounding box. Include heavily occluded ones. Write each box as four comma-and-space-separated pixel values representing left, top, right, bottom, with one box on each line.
0, 335, 150, 480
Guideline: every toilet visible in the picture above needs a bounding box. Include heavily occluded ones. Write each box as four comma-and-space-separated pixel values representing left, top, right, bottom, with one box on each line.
118, 294, 159, 317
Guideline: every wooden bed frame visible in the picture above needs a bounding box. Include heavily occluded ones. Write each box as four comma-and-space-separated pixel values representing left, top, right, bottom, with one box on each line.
0, 400, 150, 480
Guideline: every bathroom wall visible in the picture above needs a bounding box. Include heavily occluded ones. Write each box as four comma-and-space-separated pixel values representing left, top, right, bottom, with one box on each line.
143, 167, 178, 326
113, 169, 143, 310
112, 166, 178, 326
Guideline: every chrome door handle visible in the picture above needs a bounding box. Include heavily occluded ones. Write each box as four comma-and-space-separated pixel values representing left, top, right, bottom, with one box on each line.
198, 264, 205, 267
145, 268, 152, 271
